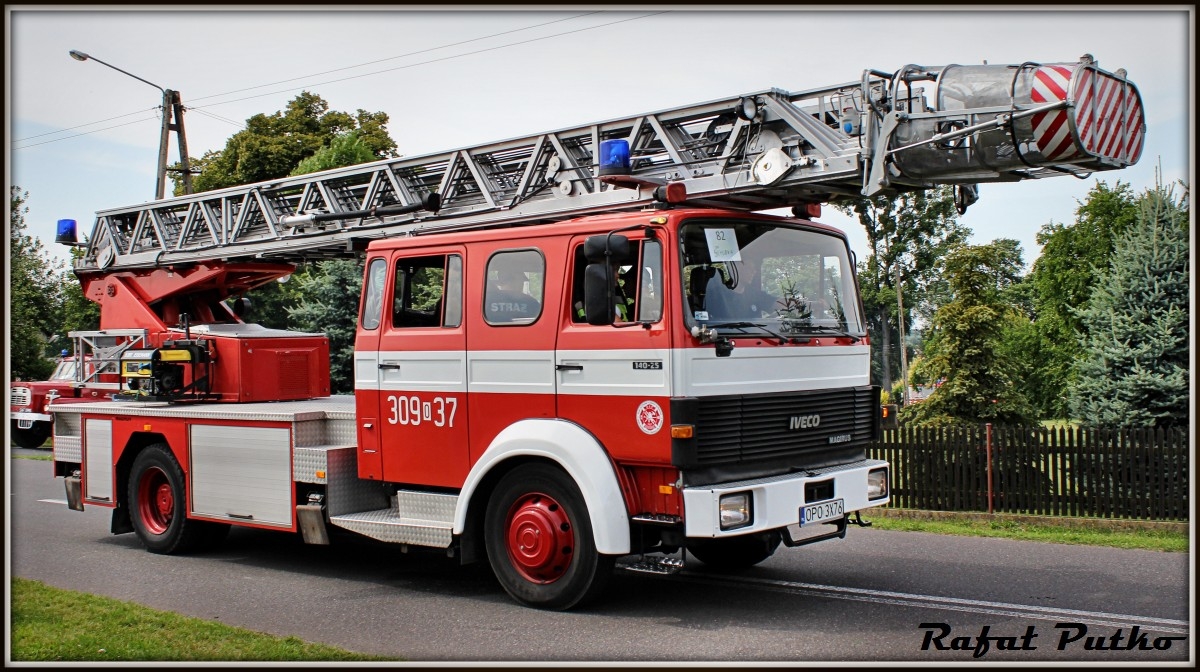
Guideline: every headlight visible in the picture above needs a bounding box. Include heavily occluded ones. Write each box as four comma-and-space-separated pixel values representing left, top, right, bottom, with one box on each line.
719, 492, 752, 530
868, 467, 889, 500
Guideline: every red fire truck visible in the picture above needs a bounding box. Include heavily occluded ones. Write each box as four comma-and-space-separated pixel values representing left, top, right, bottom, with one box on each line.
47, 56, 1142, 609
10, 331, 149, 448
10, 357, 91, 449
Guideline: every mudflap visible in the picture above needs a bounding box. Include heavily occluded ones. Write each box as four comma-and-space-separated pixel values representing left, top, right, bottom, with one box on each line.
64, 474, 84, 512
110, 500, 133, 534
297, 503, 330, 545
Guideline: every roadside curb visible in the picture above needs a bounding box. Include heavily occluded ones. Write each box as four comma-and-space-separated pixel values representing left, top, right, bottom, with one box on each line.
867, 507, 1190, 535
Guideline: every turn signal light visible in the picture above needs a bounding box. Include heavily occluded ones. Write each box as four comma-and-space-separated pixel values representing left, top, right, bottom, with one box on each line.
670, 424, 694, 439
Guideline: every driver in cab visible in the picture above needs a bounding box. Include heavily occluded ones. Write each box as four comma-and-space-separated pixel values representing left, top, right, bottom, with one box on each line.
704, 251, 779, 320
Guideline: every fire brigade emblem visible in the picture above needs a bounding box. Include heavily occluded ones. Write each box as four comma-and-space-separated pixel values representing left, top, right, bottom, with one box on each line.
636, 401, 663, 435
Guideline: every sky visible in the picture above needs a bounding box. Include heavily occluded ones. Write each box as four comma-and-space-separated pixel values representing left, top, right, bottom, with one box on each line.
6, 7, 1194, 271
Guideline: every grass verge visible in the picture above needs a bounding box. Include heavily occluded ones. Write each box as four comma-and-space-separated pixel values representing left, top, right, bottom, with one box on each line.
866, 513, 1189, 552
10, 578, 391, 662
12, 452, 52, 461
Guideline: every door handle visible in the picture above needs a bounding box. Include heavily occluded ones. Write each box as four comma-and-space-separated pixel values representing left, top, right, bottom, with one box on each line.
378, 363, 400, 370
555, 364, 584, 372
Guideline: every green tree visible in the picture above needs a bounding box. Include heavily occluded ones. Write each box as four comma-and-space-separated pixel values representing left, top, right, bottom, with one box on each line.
267, 130, 381, 393
835, 186, 970, 391
10, 186, 59, 380
175, 92, 398, 195
906, 240, 1036, 427
1025, 181, 1140, 418
53, 247, 101, 353
291, 130, 377, 176
287, 259, 364, 394
1067, 183, 1190, 427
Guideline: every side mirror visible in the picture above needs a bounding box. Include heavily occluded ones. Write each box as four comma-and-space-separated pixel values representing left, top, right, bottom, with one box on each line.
583, 233, 631, 263
583, 263, 614, 325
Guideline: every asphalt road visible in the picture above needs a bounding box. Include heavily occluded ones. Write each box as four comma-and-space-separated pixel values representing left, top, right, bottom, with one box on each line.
7, 450, 1193, 663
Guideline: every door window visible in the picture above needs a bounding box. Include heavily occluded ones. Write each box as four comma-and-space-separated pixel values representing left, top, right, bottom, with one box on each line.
391, 254, 462, 328
360, 257, 387, 330
484, 250, 544, 325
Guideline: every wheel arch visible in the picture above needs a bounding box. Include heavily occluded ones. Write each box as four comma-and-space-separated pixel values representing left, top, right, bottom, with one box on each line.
111, 432, 173, 534
455, 419, 631, 556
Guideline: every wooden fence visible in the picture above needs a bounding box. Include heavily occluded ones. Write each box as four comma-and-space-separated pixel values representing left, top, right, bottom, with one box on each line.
867, 425, 1190, 521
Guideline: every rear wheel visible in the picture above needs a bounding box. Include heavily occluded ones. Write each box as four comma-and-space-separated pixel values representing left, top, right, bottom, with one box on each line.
687, 531, 781, 570
128, 444, 228, 554
484, 463, 614, 610
11, 420, 51, 449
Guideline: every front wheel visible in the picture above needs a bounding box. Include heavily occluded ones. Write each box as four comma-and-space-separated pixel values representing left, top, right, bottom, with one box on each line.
128, 444, 228, 554
484, 463, 614, 610
686, 531, 782, 570
11, 420, 51, 449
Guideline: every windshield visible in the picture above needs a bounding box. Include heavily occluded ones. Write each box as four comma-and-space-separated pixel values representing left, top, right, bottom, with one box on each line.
680, 220, 865, 337
50, 360, 77, 381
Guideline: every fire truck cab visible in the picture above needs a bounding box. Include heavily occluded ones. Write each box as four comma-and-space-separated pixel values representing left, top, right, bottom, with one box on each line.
349, 207, 887, 607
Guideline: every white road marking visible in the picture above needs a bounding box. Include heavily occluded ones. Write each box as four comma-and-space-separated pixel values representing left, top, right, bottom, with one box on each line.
673, 573, 1191, 635
38, 499, 69, 505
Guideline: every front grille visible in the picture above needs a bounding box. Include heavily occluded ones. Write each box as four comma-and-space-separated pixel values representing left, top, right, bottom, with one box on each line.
689, 386, 878, 468
11, 387, 32, 407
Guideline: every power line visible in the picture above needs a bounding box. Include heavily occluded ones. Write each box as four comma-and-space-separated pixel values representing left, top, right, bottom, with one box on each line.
187, 107, 245, 129
15, 107, 159, 142
186, 12, 668, 114
14, 115, 161, 150
186, 11, 603, 105
16, 11, 619, 149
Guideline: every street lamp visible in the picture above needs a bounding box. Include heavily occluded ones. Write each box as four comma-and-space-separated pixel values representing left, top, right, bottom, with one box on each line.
69, 50, 194, 200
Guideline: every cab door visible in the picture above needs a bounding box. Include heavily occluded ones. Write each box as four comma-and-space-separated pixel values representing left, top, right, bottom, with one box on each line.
354, 256, 389, 480
554, 234, 674, 464
464, 242, 560, 464
375, 247, 469, 488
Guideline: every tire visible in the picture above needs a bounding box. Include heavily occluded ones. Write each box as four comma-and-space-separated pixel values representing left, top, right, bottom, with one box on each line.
687, 531, 782, 570
484, 463, 614, 611
128, 444, 227, 554
12, 420, 52, 449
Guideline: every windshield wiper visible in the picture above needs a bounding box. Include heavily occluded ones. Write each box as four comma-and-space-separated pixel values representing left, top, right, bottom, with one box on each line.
705, 321, 792, 345
784, 324, 863, 342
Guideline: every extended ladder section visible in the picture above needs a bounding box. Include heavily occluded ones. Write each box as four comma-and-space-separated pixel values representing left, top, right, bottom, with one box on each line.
74, 56, 1143, 273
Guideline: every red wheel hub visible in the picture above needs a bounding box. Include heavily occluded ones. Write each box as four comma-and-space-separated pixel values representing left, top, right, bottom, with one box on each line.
137, 467, 174, 535
505, 492, 574, 584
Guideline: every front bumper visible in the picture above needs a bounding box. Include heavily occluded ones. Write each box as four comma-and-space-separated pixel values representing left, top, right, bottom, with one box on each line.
682, 458, 888, 538
11, 410, 52, 426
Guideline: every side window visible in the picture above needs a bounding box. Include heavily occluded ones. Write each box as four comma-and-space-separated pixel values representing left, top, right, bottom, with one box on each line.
484, 250, 544, 325
570, 239, 662, 324
361, 257, 387, 330
392, 255, 459, 329
638, 240, 663, 322
444, 255, 463, 328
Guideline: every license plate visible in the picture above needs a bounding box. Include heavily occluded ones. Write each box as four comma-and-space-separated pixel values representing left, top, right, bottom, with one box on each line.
800, 498, 844, 526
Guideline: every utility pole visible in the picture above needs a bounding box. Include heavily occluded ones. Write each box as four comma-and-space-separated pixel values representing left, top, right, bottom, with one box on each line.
896, 263, 909, 406
70, 50, 194, 200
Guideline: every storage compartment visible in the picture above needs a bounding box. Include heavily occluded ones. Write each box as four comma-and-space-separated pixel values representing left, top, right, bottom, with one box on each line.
189, 424, 293, 527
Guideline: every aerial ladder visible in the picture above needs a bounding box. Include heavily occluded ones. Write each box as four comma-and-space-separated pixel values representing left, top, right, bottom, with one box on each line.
56, 55, 1144, 398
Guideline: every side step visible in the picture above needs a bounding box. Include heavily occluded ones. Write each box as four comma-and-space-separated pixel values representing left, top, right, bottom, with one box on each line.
617, 555, 685, 575
328, 491, 457, 548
